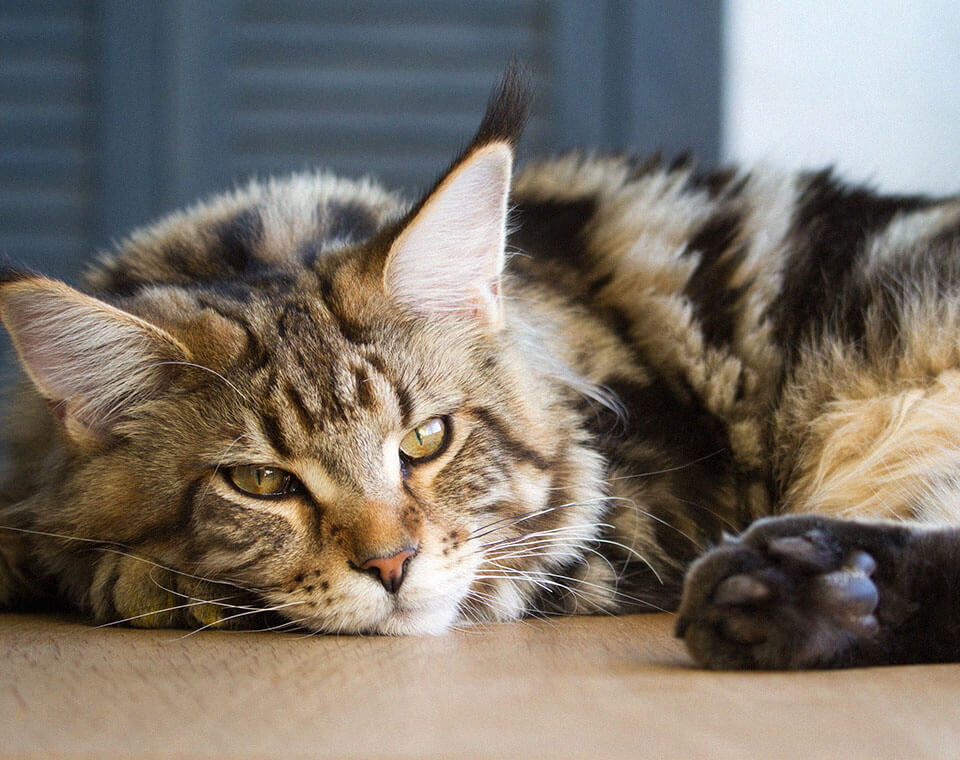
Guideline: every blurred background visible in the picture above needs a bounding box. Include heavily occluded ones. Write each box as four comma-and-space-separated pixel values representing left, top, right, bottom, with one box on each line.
2, 0, 959, 284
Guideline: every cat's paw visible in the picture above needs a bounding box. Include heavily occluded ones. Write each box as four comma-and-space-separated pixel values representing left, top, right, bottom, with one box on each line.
101, 554, 250, 629
675, 515, 881, 669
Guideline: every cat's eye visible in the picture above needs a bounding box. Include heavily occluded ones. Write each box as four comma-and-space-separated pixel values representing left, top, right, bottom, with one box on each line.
227, 465, 302, 497
399, 417, 448, 462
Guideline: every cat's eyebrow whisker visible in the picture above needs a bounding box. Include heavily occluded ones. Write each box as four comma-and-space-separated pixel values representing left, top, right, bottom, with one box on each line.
149, 361, 249, 402
198, 433, 251, 503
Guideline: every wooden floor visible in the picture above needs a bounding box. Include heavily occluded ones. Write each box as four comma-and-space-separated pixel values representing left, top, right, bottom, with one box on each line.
1, 611, 958, 759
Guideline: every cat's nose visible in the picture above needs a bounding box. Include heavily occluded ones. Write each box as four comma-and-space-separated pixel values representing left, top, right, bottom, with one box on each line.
359, 547, 417, 593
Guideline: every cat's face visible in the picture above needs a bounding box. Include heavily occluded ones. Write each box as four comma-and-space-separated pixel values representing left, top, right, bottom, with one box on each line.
0, 120, 608, 632
128, 270, 581, 634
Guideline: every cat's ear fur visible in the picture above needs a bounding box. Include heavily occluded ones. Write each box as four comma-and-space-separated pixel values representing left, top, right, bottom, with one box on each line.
383, 64, 530, 330
0, 270, 189, 442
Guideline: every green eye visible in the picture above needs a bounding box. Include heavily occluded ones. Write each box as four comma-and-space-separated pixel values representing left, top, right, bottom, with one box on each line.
227, 465, 301, 497
399, 417, 448, 462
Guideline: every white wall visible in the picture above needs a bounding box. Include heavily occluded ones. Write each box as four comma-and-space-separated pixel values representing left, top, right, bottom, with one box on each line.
722, 1, 960, 194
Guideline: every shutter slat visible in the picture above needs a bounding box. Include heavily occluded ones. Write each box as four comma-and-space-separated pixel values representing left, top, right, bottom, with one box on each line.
235, 0, 530, 27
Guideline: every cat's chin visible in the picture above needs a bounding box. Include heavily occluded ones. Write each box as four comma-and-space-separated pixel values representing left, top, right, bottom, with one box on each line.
365, 604, 460, 636
293, 600, 460, 636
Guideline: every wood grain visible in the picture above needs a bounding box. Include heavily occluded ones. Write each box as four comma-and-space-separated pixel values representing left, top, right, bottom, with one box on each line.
1, 612, 958, 759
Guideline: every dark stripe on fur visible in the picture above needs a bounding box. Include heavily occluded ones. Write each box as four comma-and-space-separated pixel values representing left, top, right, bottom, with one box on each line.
316, 273, 371, 345
366, 355, 412, 426
324, 201, 379, 241
773, 170, 928, 355
210, 209, 263, 273
509, 198, 597, 268
683, 209, 749, 347
596, 377, 737, 560
469, 406, 550, 470
196, 297, 269, 371
260, 414, 292, 458
285, 384, 317, 434
353, 367, 376, 409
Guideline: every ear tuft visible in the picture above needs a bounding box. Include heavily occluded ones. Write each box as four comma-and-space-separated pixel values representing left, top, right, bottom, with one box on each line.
0, 275, 189, 439
381, 64, 531, 330
469, 60, 531, 152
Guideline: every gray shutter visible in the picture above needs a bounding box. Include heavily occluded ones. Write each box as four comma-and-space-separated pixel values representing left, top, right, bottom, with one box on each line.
226, 0, 550, 192
0, 0, 96, 281
0, 0, 721, 279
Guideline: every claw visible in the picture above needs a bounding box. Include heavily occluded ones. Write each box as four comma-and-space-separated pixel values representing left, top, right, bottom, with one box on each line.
845, 549, 876, 576
767, 531, 834, 572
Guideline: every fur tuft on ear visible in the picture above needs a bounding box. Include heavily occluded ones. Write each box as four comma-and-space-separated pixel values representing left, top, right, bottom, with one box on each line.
381, 65, 529, 329
468, 60, 531, 153
0, 273, 190, 439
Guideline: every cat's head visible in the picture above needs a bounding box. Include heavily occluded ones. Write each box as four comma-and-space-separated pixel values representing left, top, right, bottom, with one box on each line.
0, 68, 609, 633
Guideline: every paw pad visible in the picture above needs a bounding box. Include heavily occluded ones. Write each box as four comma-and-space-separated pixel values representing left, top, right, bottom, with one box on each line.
677, 518, 884, 669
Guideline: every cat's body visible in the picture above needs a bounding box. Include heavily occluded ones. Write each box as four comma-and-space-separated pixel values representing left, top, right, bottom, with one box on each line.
2, 71, 960, 668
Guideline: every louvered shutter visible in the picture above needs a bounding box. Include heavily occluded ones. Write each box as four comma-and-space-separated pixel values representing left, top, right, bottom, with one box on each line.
0, 1, 720, 279
227, 0, 549, 192
0, 1, 96, 281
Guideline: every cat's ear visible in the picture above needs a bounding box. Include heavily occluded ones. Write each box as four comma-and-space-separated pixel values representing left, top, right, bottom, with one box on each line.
382, 64, 529, 331
0, 271, 189, 441
383, 143, 513, 329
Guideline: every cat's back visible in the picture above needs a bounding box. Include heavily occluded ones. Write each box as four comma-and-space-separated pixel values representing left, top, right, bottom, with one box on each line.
508, 153, 960, 482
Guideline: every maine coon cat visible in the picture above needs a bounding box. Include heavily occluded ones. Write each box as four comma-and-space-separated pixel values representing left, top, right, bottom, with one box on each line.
2, 68, 960, 669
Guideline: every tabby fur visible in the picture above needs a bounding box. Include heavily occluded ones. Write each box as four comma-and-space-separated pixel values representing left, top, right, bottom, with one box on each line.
2, 69, 960, 668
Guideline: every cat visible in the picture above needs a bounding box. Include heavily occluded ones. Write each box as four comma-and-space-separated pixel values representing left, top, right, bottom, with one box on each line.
2, 66, 960, 669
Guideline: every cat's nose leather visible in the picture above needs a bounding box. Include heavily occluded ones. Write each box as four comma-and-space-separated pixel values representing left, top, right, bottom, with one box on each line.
359, 548, 417, 593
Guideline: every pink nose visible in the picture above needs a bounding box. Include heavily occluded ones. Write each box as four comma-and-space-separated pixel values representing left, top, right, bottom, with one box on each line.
359, 548, 417, 593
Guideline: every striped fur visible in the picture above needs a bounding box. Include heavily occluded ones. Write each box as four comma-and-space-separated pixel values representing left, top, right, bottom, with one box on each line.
1, 74, 959, 662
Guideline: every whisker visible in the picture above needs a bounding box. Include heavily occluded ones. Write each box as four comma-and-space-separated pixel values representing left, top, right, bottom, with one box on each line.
98, 594, 239, 628
94, 546, 262, 597
198, 434, 250, 503
175, 600, 306, 638
605, 449, 726, 483
150, 361, 249, 401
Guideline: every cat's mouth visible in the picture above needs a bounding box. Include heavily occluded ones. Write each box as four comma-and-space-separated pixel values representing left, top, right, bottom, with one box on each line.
265, 550, 477, 636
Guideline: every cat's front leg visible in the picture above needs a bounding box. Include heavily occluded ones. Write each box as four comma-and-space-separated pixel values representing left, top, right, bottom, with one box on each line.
90, 552, 254, 630
675, 515, 960, 669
